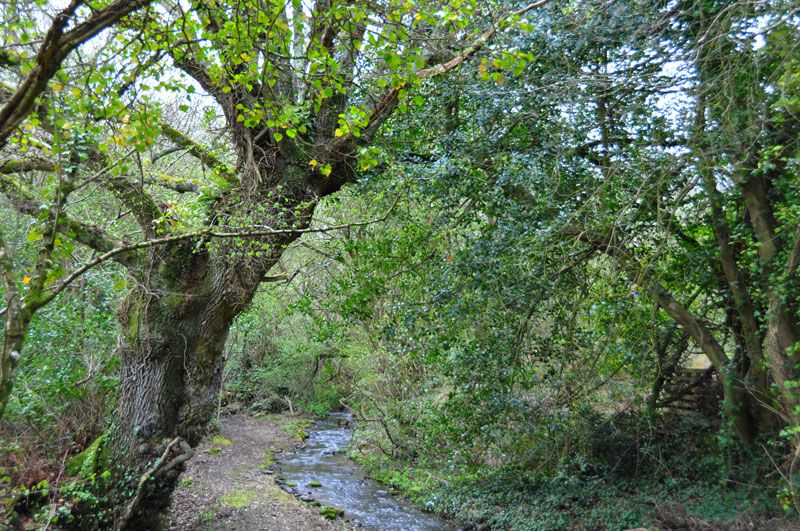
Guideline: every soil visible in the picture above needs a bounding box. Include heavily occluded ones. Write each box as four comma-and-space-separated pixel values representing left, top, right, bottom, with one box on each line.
164, 413, 348, 531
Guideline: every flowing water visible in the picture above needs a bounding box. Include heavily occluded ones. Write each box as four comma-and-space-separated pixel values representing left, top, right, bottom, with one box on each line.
276, 412, 455, 530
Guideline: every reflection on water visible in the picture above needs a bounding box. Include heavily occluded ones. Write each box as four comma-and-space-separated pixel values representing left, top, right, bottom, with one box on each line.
277, 412, 454, 530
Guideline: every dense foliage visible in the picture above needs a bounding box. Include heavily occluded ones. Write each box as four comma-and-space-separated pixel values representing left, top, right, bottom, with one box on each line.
1, 0, 800, 529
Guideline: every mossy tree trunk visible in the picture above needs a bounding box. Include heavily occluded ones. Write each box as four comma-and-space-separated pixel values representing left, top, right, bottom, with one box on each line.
108, 180, 324, 526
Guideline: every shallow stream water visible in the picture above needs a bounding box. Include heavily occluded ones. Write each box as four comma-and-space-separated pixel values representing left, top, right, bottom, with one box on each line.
276, 412, 455, 530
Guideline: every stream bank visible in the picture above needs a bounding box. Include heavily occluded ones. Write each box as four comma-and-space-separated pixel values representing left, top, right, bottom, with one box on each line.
165, 413, 343, 530
165, 412, 454, 530
275, 412, 454, 530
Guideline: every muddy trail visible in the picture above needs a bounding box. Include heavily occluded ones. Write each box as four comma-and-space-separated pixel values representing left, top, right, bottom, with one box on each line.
165, 413, 453, 530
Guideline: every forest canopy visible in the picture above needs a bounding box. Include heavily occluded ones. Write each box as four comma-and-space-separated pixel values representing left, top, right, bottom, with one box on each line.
1, 0, 800, 529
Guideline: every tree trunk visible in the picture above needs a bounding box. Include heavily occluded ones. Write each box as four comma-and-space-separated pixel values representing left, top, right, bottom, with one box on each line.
702, 169, 772, 426
735, 172, 800, 423
0, 311, 27, 420
582, 233, 757, 444
0, 233, 30, 419
109, 230, 300, 526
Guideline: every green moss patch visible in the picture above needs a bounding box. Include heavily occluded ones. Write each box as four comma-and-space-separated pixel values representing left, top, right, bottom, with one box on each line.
211, 435, 232, 446
319, 505, 344, 519
282, 418, 312, 441
260, 450, 275, 468
66, 434, 105, 477
221, 490, 258, 509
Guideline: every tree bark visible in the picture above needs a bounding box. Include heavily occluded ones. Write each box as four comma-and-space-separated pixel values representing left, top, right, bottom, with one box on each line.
0, 307, 28, 420
734, 171, 800, 423
106, 158, 322, 526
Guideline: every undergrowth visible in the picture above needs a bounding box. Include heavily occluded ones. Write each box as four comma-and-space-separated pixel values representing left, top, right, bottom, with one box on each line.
352, 412, 790, 530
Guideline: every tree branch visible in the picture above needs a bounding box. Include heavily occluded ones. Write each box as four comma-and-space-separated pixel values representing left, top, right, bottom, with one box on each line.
2, 151, 165, 239
0, 0, 152, 148
0, 173, 136, 268
579, 231, 731, 371
0, 157, 56, 174
160, 122, 235, 183
103, 173, 163, 233
38, 192, 401, 308
146, 174, 200, 194
351, 0, 551, 145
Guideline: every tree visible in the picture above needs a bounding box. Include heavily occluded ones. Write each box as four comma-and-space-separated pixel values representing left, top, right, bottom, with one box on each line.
306, 0, 800, 452
0, 0, 152, 148
1, 0, 549, 524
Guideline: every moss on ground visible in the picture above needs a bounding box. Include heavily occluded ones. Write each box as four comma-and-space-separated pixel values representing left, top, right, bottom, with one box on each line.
282, 418, 312, 441
211, 435, 232, 446
221, 490, 258, 509
319, 505, 344, 519
66, 434, 106, 476
260, 450, 275, 468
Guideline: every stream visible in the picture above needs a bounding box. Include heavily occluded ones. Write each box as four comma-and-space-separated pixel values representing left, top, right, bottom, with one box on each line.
276, 412, 455, 530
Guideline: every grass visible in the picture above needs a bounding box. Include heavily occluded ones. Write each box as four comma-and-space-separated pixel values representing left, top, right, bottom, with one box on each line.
205, 434, 233, 456
260, 450, 275, 469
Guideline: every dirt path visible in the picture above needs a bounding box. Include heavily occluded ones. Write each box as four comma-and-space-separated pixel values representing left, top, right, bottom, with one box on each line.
165, 414, 348, 531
